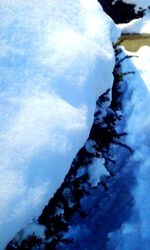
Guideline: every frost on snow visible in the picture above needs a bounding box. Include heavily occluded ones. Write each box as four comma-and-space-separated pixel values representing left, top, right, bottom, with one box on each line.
0, 0, 119, 248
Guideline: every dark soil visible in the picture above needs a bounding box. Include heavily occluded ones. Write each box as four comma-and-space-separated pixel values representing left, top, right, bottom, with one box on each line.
98, 0, 145, 23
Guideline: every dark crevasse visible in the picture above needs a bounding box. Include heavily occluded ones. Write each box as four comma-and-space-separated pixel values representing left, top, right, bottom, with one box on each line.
6, 45, 137, 250
59, 46, 138, 250
98, 0, 145, 23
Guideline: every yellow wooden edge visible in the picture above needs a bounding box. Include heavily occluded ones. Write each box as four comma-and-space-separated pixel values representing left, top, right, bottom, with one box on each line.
117, 34, 150, 52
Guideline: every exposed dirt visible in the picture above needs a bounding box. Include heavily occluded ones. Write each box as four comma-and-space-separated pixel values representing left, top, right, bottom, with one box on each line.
119, 34, 150, 52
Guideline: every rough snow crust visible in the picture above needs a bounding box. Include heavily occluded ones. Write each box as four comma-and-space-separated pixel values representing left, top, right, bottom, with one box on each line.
119, 11, 150, 34
0, 0, 119, 248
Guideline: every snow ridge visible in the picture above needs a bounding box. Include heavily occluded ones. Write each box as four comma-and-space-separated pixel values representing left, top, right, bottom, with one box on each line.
0, 0, 119, 248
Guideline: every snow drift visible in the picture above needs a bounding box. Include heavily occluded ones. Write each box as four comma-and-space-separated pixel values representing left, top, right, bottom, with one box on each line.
0, 0, 119, 248
107, 46, 150, 250
119, 11, 150, 34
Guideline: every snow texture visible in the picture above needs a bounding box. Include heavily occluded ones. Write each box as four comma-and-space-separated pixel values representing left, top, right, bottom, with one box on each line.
119, 11, 150, 34
0, 0, 119, 248
88, 158, 109, 187
107, 46, 150, 249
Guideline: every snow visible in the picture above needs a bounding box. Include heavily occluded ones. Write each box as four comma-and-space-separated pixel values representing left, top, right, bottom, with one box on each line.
0, 0, 119, 248
85, 139, 97, 154
15, 223, 46, 245
107, 46, 150, 249
88, 158, 109, 187
119, 11, 150, 34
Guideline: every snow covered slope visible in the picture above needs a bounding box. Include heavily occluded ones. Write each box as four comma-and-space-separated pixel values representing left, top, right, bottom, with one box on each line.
0, 0, 119, 248
107, 46, 150, 250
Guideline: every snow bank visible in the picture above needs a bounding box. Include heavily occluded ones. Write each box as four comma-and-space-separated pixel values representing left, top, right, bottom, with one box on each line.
0, 0, 119, 248
119, 11, 150, 34
107, 46, 150, 249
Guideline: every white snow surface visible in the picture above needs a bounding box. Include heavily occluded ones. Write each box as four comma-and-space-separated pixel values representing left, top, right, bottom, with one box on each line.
88, 158, 109, 187
0, 0, 119, 248
119, 11, 150, 34
107, 46, 150, 249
